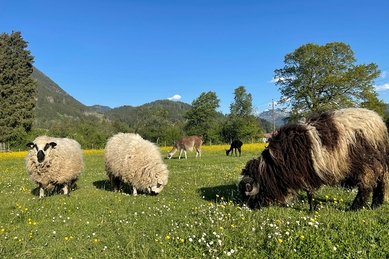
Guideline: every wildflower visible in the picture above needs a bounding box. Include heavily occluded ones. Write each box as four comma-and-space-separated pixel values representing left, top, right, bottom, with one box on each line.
300, 235, 305, 240
180, 238, 185, 243
362, 220, 366, 223
165, 235, 171, 240
65, 237, 69, 241
94, 238, 99, 243
278, 239, 283, 243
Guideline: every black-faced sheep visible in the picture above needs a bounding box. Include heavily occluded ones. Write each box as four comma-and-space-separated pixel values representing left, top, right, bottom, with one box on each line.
238, 108, 389, 212
26, 136, 84, 198
104, 133, 169, 196
226, 140, 243, 157
167, 135, 203, 159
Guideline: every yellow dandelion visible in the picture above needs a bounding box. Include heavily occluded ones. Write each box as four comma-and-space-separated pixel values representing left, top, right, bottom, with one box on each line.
65, 237, 69, 241
241, 216, 245, 221
278, 239, 283, 243
165, 235, 171, 240
94, 238, 99, 243
219, 227, 224, 230
180, 238, 185, 243
300, 235, 305, 240
362, 220, 366, 223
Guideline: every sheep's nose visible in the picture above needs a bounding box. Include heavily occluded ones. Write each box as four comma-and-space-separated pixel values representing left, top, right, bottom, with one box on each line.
37, 150, 45, 163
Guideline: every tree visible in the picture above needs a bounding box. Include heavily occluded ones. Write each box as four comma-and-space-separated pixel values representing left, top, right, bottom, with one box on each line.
230, 86, 253, 117
274, 42, 383, 120
223, 86, 263, 142
0, 31, 38, 143
184, 91, 220, 143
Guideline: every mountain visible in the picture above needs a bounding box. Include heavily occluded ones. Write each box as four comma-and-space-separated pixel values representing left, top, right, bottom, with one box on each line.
31, 67, 99, 127
257, 108, 290, 127
103, 100, 191, 125
31, 67, 191, 128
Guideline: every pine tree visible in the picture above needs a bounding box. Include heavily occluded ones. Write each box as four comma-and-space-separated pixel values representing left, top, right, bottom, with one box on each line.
0, 31, 38, 143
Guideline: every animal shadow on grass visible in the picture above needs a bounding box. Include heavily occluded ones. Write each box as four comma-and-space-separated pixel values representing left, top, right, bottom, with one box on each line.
93, 180, 153, 196
30, 184, 79, 197
295, 192, 353, 212
198, 184, 241, 204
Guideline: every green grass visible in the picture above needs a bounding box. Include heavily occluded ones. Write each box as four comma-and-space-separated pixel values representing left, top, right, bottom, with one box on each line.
1, 146, 389, 258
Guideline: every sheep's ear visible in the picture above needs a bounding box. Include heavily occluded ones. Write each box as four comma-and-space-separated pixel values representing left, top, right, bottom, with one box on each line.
26, 142, 35, 149
44, 142, 57, 151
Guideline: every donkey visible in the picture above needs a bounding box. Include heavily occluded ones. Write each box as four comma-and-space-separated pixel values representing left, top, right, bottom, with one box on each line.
226, 140, 243, 157
168, 135, 203, 159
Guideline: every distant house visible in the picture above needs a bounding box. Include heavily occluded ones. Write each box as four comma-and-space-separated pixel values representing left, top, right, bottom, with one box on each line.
262, 131, 278, 142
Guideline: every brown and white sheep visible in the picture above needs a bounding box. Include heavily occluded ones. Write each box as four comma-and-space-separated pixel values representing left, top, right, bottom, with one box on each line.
239, 108, 389, 212
26, 136, 84, 198
167, 135, 203, 159
104, 133, 169, 196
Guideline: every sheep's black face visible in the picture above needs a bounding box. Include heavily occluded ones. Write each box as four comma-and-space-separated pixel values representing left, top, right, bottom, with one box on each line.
27, 141, 57, 163
37, 150, 45, 163
238, 176, 261, 209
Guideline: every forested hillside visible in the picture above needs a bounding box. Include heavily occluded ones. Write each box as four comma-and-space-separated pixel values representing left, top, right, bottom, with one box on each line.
31, 67, 98, 128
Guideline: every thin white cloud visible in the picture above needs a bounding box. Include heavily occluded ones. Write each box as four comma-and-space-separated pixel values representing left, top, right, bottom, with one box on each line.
381, 71, 387, 79
269, 77, 282, 83
167, 94, 182, 101
375, 83, 389, 91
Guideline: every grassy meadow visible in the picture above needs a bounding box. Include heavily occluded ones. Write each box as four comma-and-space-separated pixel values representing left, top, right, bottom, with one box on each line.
1, 143, 389, 258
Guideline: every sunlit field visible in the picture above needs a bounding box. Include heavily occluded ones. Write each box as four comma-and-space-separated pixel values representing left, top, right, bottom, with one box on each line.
1, 143, 389, 258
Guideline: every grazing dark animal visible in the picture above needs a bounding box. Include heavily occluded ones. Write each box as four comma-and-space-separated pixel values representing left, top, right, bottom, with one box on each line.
226, 140, 243, 157
238, 108, 389, 212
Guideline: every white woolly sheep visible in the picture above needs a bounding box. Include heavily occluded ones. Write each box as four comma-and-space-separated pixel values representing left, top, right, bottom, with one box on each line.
26, 136, 84, 198
104, 133, 169, 196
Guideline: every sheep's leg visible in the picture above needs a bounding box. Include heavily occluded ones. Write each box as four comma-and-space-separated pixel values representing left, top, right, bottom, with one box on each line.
63, 185, 69, 196
238, 148, 241, 157
350, 188, 371, 211
111, 176, 121, 192
184, 150, 187, 159
178, 149, 183, 159
306, 190, 316, 213
132, 187, 138, 196
371, 178, 385, 209
39, 187, 45, 199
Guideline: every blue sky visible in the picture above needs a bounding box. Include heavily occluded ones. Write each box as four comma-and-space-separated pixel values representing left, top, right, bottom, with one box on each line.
1, 0, 388, 114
